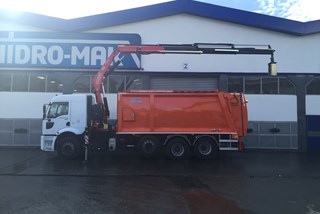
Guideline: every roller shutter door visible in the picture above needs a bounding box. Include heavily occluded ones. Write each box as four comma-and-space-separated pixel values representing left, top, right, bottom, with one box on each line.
150, 77, 218, 91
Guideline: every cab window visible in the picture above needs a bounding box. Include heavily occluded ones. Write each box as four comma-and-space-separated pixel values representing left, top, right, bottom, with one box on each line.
47, 102, 69, 118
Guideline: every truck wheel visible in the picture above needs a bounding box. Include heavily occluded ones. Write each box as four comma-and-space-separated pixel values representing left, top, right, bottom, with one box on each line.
166, 138, 191, 160
56, 136, 80, 159
193, 137, 218, 160
138, 136, 161, 158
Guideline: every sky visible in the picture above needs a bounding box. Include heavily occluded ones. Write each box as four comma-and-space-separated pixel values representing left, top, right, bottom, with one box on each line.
0, 0, 318, 22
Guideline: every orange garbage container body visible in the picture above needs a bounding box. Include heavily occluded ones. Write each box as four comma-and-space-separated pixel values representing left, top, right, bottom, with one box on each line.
117, 90, 247, 137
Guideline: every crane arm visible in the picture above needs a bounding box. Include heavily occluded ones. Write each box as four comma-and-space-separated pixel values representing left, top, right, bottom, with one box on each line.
92, 43, 276, 123
92, 45, 167, 105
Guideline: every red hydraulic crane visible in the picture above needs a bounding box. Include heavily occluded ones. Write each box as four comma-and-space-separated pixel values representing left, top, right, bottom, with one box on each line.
92, 43, 276, 123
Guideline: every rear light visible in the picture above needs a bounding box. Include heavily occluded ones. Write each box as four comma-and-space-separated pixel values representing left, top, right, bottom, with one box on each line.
231, 134, 239, 139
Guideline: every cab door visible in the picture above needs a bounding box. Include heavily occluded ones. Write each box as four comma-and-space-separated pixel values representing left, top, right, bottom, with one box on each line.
43, 102, 70, 135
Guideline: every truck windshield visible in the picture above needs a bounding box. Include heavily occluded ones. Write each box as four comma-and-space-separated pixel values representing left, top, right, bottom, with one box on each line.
47, 102, 69, 119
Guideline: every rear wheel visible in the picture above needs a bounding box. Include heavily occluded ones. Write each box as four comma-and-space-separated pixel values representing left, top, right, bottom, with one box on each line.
166, 137, 191, 160
56, 135, 80, 159
193, 137, 218, 160
137, 136, 161, 158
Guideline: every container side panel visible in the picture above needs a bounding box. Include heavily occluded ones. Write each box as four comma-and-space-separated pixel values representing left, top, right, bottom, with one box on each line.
153, 94, 231, 132
118, 94, 151, 132
118, 91, 245, 134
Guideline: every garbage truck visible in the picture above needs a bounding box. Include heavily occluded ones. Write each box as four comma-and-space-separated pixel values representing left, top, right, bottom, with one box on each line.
41, 43, 276, 160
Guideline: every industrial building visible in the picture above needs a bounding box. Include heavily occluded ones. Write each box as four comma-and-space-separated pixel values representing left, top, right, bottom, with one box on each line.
0, 0, 319, 151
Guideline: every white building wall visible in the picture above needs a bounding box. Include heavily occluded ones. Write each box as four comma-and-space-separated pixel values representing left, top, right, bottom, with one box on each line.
246, 95, 297, 122
0, 92, 58, 118
86, 14, 320, 74
0, 93, 118, 120
0, 14, 314, 121
0, 20, 53, 32
1, 14, 320, 74
0, 14, 314, 123
0, 12, 314, 148
306, 95, 320, 115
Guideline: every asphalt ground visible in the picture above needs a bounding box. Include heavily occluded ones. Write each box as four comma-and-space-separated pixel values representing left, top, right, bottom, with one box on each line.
0, 148, 320, 214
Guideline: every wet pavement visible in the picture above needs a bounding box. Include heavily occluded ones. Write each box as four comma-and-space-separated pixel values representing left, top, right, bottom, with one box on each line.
0, 148, 320, 214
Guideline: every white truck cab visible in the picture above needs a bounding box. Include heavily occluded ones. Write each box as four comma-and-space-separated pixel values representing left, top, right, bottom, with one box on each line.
41, 94, 96, 158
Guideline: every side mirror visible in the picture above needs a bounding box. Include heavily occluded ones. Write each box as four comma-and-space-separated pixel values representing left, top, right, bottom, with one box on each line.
42, 105, 47, 119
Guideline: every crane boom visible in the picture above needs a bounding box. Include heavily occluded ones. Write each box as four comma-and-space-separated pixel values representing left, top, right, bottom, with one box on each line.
92, 43, 276, 123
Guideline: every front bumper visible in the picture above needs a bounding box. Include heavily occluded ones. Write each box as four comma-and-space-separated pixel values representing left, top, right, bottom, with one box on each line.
40, 135, 57, 151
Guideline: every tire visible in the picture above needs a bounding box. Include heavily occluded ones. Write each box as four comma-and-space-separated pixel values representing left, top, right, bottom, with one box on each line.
166, 137, 191, 160
193, 137, 218, 160
137, 136, 161, 158
56, 135, 81, 159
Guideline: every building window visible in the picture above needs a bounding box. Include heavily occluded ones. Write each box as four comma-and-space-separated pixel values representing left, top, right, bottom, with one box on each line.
106, 75, 125, 93
245, 77, 261, 94
262, 78, 278, 94
307, 78, 320, 95
0, 74, 11, 91
47, 75, 63, 92
30, 75, 46, 92
228, 76, 296, 95
74, 75, 91, 93
228, 77, 243, 93
12, 74, 29, 92
279, 78, 295, 95
126, 76, 145, 90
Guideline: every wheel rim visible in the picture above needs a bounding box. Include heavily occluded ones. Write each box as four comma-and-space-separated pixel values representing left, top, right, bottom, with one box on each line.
171, 143, 185, 157
198, 142, 212, 156
61, 142, 75, 157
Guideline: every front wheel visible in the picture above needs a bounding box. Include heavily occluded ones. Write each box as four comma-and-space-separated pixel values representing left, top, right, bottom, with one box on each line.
137, 136, 161, 158
56, 136, 81, 159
